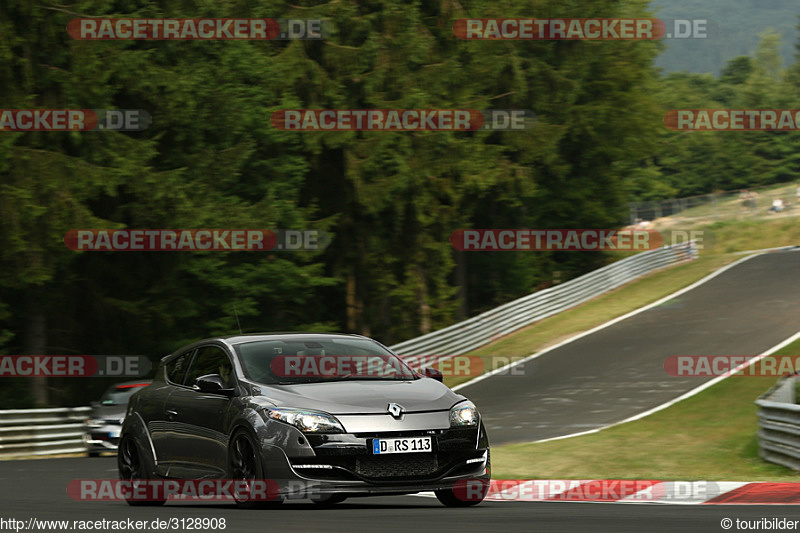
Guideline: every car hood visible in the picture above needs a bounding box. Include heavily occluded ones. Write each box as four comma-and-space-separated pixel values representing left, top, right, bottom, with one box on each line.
90, 404, 127, 421
254, 378, 463, 414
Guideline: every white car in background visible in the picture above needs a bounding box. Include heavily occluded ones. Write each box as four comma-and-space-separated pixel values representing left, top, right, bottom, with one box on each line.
85, 380, 151, 456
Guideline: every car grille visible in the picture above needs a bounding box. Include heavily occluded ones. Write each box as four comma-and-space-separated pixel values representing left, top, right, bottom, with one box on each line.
296, 428, 482, 482
355, 454, 439, 478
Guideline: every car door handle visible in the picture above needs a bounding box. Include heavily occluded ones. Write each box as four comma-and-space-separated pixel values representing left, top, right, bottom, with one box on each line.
166, 409, 178, 419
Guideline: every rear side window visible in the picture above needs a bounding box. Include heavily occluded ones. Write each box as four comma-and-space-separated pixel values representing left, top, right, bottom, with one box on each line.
184, 346, 235, 388
166, 351, 192, 385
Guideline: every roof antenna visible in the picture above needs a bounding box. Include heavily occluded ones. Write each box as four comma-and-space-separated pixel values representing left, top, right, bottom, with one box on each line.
233, 303, 243, 334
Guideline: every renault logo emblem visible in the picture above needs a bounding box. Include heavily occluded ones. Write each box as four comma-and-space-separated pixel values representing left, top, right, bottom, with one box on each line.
387, 403, 404, 419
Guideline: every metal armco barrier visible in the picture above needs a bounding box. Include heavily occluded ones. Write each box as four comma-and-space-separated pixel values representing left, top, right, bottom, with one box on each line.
390, 241, 698, 364
0, 407, 90, 458
0, 242, 697, 459
756, 375, 800, 471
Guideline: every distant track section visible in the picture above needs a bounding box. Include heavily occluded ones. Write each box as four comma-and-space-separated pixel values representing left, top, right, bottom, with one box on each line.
460, 249, 800, 444
391, 242, 697, 364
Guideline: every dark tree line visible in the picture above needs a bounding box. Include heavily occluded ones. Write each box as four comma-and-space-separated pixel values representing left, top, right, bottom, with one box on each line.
0, 1, 797, 406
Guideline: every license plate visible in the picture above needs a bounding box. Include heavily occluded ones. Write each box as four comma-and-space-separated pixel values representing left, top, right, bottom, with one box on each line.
372, 437, 431, 454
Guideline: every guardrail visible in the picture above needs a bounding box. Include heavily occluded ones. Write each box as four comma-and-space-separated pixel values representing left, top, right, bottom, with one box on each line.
0, 242, 696, 459
0, 407, 90, 459
755, 375, 800, 471
390, 241, 698, 364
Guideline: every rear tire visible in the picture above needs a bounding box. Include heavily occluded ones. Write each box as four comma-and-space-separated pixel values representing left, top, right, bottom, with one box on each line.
118, 435, 166, 506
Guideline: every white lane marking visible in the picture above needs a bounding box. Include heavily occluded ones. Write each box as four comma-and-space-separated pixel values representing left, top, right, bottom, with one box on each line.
412, 481, 754, 504
618, 481, 749, 505
732, 245, 800, 255
531, 330, 800, 444
454, 251, 767, 392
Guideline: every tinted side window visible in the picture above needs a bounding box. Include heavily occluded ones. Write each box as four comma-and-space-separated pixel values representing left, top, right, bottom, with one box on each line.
185, 346, 234, 388
166, 351, 192, 385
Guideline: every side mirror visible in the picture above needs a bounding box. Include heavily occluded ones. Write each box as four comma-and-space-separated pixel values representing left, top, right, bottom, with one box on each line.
420, 367, 443, 382
195, 374, 235, 396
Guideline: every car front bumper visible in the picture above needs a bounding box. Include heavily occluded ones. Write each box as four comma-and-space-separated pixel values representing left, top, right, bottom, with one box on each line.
256, 421, 491, 498
84, 424, 122, 452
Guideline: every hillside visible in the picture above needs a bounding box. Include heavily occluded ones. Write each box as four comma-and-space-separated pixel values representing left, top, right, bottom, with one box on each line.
650, 0, 798, 74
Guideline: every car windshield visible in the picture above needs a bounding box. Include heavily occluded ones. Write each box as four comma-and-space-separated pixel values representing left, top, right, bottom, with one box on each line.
99, 383, 149, 405
235, 338, 418, 384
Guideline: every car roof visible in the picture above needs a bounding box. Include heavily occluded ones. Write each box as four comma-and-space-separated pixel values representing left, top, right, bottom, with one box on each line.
220, 332, 369, 344
161, 333, 374, 361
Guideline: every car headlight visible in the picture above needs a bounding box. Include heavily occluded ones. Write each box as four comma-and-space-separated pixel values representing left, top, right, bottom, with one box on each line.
266, 408, 345, 433
450, 401, 479, 427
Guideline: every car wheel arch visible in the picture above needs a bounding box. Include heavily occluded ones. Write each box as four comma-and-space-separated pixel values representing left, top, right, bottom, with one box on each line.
227, 423, 261, 455
121, 413, 158, 469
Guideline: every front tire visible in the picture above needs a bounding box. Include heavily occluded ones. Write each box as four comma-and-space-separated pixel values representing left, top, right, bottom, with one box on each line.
435, 484, 487, 507
118, 435, 166, 506
228, 430, 282, 509
436, 454, 491, 507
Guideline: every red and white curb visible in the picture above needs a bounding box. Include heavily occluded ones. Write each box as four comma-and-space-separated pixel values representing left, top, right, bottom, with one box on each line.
415, 480, 800, 505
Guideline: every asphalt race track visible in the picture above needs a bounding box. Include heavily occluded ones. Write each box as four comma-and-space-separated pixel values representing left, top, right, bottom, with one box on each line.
2, 250, 800, 532
3, 458, 800, 533
462, 249, 800, 444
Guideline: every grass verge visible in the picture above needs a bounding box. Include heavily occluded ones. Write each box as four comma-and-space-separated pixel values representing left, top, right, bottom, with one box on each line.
443, 217, 800, 390
490, 339, 800, 481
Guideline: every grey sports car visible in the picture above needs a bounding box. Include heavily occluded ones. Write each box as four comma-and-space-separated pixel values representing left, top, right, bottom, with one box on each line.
118, 333, 490, 508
